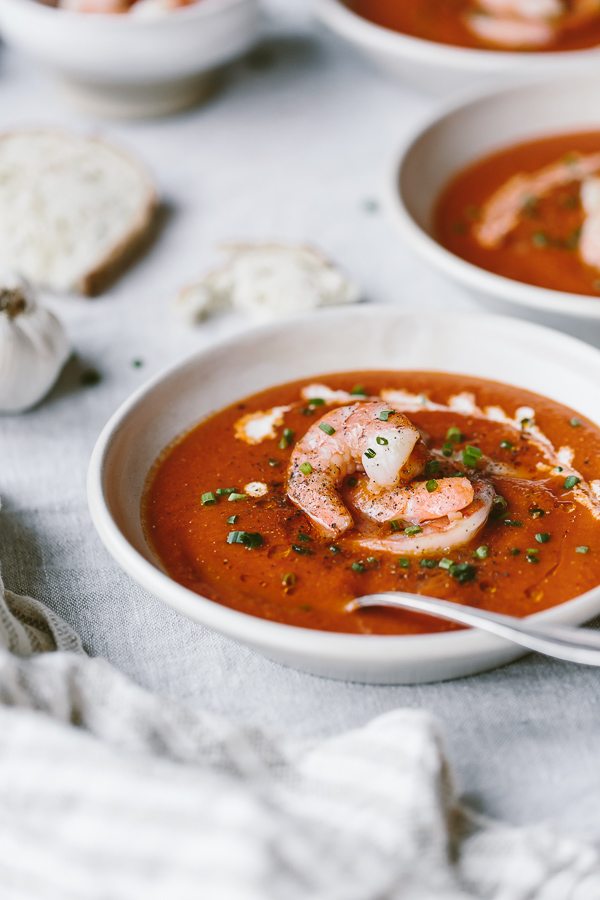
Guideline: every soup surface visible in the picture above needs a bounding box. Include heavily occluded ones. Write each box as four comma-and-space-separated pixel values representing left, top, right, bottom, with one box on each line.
435, 131, 600, 297
346, 1, 600, 52
143, 371, 600, 635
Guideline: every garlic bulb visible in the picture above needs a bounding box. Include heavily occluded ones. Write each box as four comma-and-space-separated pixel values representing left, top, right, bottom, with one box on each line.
174, 243, 360, 324
0, 276, 70, 414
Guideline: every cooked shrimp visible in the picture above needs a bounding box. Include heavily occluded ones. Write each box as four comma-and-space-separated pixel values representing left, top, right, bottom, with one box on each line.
475, 152, 600, 248
477, 0, 563, 18
466, 12, 556, 46
579, 176, 600, 271
59, 0, 131, 11
350, 476, 475, 525
352, 481, 495, 557
287, 402, 425, 536
465, 0, 600, 48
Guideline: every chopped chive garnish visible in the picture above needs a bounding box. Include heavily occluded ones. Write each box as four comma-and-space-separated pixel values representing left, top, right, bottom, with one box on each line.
510, 548, 521, 556
329, 544, 341, 554
555, 466, 564, 473
228, 492, 247, 502
351, 384, 366, 396
449, 562, 476, 583
227, 531, 263, 549
376, 436, 389, 446
347, 475, 358, 488
279, 428, 294, 450
525, 549, 539, 564
576, 545, 590, 554
268, 458, 280, 467
390, 519, 402, 532
441, 442, 454, 458
529, 507, 545, 519
570, 417, 582, 427
308, 397, 325, 407
425, 459, 441, 477
292, 544, 312, 555
378, 409, 394, 421
500, 440, 513, 450
491, 495, 508, 518
462, 445, 482, 467
364, 448, 376, 459
564, 475, 581, 490
426, 479, 438, 493
319, 422, 336, 436
398, 557, 410, 568
227, 514, 238, 524
474, 545, 489, 559
216, 487, 236, 496
535, 532, 550, 544
299, 462, 313, 475
351, 561, 366, 573
446, 426, 464, 444
404, 525, 422, 536
439, 557, 453, 570
201, 491, 217, 505
366, 556, 378, 567
282, 572, 296, 587
298, 532, 311, 542
503, 519, 523, 527
420, 558, 437, 569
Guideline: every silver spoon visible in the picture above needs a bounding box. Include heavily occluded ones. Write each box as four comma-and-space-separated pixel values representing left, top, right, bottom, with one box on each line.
348, 592, 600, 666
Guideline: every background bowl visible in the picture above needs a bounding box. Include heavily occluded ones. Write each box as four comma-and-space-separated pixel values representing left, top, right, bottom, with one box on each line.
0, 0, 260, 117
314, 0, 600, 95
391, 76, 600, 320
88, 306, 600, 684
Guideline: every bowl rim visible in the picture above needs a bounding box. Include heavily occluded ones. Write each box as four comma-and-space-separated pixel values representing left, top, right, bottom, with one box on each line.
315, 0, 600, 69
87, 306, 600, 664
2, 0, 255, 29
388, 77, 600, 320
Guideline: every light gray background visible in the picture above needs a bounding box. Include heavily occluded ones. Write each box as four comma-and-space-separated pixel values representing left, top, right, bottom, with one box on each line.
2, 0, 600, 837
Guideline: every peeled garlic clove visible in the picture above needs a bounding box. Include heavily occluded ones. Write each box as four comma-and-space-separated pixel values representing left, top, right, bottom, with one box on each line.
0, 276, 70, 414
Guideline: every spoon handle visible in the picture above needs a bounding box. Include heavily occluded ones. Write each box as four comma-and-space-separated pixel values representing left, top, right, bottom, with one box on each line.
351, 593, 600, 666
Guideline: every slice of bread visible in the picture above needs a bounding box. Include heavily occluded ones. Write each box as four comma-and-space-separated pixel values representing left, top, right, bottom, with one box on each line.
0, 130, 157, 296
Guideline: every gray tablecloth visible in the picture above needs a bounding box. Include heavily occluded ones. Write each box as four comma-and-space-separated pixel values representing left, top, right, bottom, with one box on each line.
2, 0, 600, 839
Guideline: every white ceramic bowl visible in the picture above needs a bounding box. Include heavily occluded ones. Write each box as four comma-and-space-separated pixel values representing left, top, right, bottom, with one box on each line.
314, 0, 600, 95
0, 0, 260, 117
88, 306, 600, 684
391, 76, 600, 321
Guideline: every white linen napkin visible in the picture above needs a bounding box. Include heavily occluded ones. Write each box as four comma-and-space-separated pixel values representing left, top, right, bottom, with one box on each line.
1, 565, 599, 899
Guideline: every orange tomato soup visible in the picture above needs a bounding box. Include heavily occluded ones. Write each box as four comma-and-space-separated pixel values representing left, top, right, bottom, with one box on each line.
143, 371, 600, 635
435, 131, 600, 297
345, 1, 600, 52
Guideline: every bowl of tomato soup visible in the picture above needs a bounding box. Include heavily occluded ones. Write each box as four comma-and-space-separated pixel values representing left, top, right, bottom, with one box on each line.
315, 0, 600, 94
88, 307, 600, 683
393, 76, 600, 318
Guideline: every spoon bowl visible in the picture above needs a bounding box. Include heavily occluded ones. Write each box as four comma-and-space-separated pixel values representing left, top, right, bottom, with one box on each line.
350, 593, 600, 666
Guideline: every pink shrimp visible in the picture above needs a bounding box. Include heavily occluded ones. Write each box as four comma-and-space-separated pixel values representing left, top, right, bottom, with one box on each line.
350, 476, 475, 526
477, 0, 563, 17
352, 481, 495, 557
287, 402, 427, 536
466, 13, 556, 47
579, 176, 600, 271
58, 0, 131, 12
465, 0, 600, 47
475, 152, 600, 248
